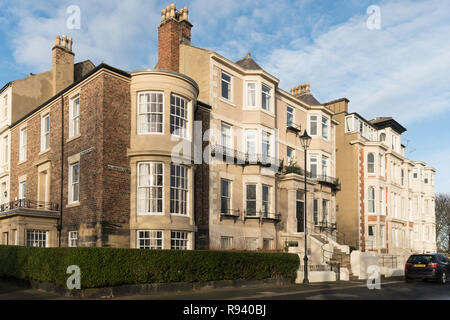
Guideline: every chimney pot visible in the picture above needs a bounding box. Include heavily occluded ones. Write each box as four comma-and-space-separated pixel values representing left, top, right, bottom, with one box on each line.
55, 36, 61, 46
61, 35, 67, 48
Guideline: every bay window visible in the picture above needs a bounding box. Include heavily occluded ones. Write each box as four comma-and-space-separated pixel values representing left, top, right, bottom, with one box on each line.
137, 162, 163, 214
170, 94, 188, 138
246, 184, 257, 216
246, 82, 256, 107
170, 164, 188, 215
261, 84, 271, 111
138, 230, 163, 249
138, 91, 163, 134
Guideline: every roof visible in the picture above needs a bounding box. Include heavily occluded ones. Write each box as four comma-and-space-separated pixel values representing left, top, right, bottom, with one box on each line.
369, 117, 407, 134
10, 63, 131, 128
296, 93, 322, 106
235, 52, 262, 70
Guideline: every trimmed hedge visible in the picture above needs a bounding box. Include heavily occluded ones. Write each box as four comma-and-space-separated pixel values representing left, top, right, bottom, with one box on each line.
0, 246, 299, 289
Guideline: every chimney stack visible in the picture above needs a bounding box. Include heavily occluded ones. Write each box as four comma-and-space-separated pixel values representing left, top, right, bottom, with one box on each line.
290, 83, 310, 98
157, 3, 192, 72
52, 35, 74, 95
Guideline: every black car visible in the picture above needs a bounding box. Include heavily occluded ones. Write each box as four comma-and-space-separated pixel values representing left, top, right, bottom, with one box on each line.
405, 253, 449, 284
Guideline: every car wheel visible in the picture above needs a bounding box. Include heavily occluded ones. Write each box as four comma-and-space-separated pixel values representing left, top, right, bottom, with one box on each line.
440, 272, 446, 285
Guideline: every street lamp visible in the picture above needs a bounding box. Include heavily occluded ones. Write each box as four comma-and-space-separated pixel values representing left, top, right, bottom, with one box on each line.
300, 130, 311, 284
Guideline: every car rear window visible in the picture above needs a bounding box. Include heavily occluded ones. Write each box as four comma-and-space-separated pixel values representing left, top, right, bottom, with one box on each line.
407, 255, 434, 264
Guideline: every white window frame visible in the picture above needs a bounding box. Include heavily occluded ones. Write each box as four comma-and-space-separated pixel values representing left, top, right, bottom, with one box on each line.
26, 230, 47, 248
309, 115, 318, 136
286, 106, 294, 127
69, 162, 80, 204
170, 94, 189, 139
171, 231, 189, 250
221, 71, 232, 102
137, 230, 163, 249
367, 153, 375, 174
221, 122, 232, 149
2, 135, 8, 165
220, 236, 233, 250
261, 83, 272, 112
220, 178, 232, 214
19, 181, 26, 200
321, 116, 329, 140
245, 237, 258, 251
368, 186, 375, 214
245, 184, 257, 217
170, 164, 189, 216
245, 82, 256, 108
69, 96, 80, 138
137, 91, 164, 134
19, 127, 27, 162
41, 113, 50, 152
137, 162, 164, 215
68, 231, 78, 247
262, 184, 271, 216
245, 129, 257, 161
309, 155, 318, 178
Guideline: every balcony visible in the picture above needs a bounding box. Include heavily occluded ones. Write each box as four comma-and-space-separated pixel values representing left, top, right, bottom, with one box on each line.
315, 221, 337, 232
313, 174, 341, 190
244, 210, 282, 223
220, 209, 241, 221
286, 123, 301, 134
210, 144, 282, 169
0, 199, 59, 217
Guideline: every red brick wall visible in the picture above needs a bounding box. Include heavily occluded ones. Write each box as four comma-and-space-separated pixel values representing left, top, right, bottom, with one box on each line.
359, 148, 365, 252
158, 19, 192, 72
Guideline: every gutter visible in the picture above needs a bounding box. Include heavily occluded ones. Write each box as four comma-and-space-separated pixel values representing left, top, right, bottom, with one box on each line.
58, 95, 64, 247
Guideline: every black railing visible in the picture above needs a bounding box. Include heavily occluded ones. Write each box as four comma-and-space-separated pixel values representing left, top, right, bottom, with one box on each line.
314, 174, 340, 188
220, 208, 241, 218
210, 144, 280, 168
0, 199, 59, 213
244, 210, 281, 221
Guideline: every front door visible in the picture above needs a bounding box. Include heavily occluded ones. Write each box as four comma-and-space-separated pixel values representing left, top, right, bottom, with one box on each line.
296, 200, 304, 233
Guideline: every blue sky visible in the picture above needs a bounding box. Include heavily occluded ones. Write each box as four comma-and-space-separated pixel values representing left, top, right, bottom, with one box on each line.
0, 0, 449, 193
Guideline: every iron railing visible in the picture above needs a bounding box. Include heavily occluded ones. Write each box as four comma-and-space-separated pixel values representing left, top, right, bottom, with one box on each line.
379, 255, 399, 269
210, 144, 280, 167
244, 210, 282, 221
220, 208, 241, 219
0, 199, 59, 213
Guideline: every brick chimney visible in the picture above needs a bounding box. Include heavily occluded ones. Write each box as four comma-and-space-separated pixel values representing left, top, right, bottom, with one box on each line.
157, 3, 192, 72
52, 35, 74, 95
290, 83, 310, 98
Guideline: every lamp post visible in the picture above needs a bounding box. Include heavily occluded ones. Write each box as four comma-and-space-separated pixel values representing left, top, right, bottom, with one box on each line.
300, 130, 311, 284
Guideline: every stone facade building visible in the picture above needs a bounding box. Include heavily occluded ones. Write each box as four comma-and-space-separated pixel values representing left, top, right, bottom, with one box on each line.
328, 99, 437, 255
0, 3, 436, 259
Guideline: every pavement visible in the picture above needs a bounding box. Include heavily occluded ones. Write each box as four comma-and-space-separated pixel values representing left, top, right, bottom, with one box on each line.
0, 277, 449, 300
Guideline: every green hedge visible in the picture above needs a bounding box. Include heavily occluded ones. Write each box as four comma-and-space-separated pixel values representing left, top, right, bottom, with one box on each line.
0, 246, 299, 289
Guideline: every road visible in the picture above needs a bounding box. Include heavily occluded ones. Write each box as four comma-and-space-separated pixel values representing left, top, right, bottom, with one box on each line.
0, 278, 449, 300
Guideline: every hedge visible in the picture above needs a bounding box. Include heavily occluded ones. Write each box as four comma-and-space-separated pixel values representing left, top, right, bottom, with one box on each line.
0, 246, 299, 289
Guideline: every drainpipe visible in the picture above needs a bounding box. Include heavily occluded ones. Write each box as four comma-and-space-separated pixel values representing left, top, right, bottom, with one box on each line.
58, 95, 65, 247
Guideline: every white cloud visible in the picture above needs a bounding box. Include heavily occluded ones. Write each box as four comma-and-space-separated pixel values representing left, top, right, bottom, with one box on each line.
262, 0, 450, 125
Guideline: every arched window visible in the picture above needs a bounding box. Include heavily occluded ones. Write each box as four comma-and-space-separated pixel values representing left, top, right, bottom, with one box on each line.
368, 187, 375, 213
379, 133, 386, 142
367, 153, 375, 173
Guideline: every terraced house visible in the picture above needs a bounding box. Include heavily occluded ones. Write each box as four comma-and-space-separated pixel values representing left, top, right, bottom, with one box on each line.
0, 3, 436, 260
328, 99, 437, 256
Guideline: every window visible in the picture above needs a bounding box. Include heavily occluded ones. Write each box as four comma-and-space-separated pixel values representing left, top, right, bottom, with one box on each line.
41, 114, 50, 151
19, 127, 27, 162
221, 179, 231, 214
367, 153, 375, 173
221, 123, 232, 149
69, 162, 80, 203
380, 225, 386, 248
69, 96, 80, 137
380, 132, 386, 142
401, 169, 405, 185
246, 82, 256, 107
322, 199, 328, 223
137, 162, 163, 214
313, 199, 319, 225
262, 185, 270, 216
263, 238, 273, 250
322, 116, 328, 139
171, 231, 189, 250
138, 230, 163, 249
286, 106, 294, 127
26, 230, 47, 247
321, 156, 328, 176
379, 154, 384, 176
287, 147, 294, 163
245, 130, 257, 162
68, 231, 78, 247
3, 232, 8, 245
246, 184, 257, 216
309, 155, 318, 178
391, 135, 397, 151
368, 187, 375, 213
138, 92, 163, 134
261, 84, 271, 111
309, 115, 318, 135
170, 164, 188, 215
19, 181, 26, 200
379, 187, 384, 215
170, 94, 188, 138
368, 225, 376, 249
221, 236, 233, 249
413, 169, 417, 179
261, 131, 271, 160
3, 136, 7, 165
424, 173, 429, 184
245, 237, 258, 250
221, 72, 231, 101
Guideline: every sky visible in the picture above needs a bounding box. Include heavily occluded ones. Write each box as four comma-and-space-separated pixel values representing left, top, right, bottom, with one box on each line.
0, 0, 448, 193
